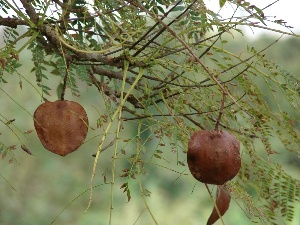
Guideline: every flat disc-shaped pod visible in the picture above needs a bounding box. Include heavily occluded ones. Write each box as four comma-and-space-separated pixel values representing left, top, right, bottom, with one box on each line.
187, 130, 241, 185
34, 100, 88, 156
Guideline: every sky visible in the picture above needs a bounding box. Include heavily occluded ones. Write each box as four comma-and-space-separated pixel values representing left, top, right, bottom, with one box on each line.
205, 0, 300, 37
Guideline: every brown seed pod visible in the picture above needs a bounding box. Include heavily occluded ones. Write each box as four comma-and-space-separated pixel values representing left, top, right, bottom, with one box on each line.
207, 185, 231, 225
34, 100, 88, 156
187, 130, 241, 185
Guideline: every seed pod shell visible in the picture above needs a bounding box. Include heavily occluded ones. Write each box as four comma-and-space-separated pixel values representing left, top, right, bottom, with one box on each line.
187, 130, 241, 185
34, 100, 88, 156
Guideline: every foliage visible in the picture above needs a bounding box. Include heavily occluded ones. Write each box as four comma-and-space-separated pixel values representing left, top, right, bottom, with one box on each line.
0, 0, 300, 224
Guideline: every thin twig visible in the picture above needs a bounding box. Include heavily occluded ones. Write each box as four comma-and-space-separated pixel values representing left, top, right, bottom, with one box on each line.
155, 30, 227, 59
215, 91, 227, 130
123, 93, 246, 121
183, 114, 205, 129
129, 0, 183, 52
91, 138, 117, 157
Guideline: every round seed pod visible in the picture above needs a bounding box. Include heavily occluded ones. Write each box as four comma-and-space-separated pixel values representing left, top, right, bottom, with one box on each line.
34, 100, 88, 156
187, 130, 241, 185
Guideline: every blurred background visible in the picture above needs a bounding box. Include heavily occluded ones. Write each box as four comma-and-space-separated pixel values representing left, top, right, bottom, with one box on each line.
1, 1, 300, 225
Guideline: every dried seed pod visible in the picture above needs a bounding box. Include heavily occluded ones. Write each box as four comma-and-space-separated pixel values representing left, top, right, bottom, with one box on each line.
207, 185, 231, 225
187, 130, 241, 185
34, 100, 88, 156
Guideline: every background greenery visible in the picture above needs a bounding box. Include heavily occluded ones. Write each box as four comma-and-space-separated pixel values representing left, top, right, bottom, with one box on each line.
0, 30, 299, 224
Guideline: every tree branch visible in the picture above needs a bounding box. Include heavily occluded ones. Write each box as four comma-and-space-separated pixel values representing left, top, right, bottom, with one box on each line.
93, 66, 134, 85
0, 18, 28, 28
20, 0, 39, 24
89, 71, 144, 109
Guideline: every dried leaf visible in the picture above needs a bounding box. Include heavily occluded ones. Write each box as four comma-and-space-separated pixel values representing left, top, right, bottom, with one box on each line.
0, 58, 6, 69
21, 145, 33, 155
120, 172, 129, 177
154, 154, 161, 159
2, 152, 7, 159
11, 52, 19, 60
207, 185, 231, 225
127, 189, 131, 202
24, 129, 34, 134
144, 189, 151, 197
8, 145, 16, 150
178, 161, 185, 166
5, 119, 15, 125
120, 183, 127, 189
